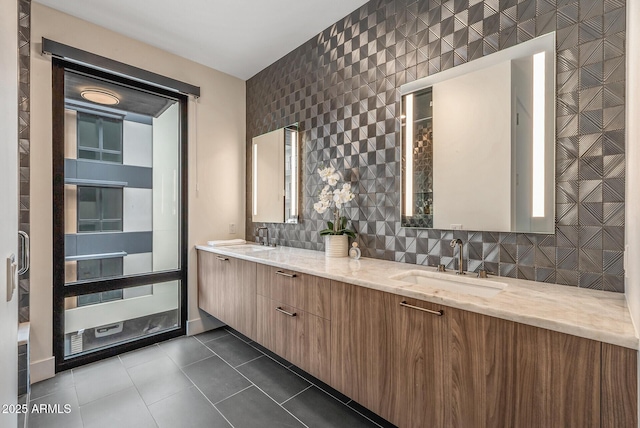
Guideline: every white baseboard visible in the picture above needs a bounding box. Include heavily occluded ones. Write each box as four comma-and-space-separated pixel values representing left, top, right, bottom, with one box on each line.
187, 312, 225, 336
30, 357, 55, 384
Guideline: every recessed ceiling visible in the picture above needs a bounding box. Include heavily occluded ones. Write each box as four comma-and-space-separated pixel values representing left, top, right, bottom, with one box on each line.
34, 0, 369, 80
65, 72, 175, 118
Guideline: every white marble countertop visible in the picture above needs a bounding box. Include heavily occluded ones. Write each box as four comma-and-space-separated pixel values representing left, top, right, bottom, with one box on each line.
196, 244, 639, 349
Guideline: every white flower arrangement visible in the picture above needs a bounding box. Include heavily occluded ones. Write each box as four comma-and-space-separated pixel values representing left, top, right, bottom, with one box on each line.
313, 166, 356, 237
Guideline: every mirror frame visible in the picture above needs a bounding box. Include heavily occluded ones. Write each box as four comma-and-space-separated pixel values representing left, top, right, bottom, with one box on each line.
399, 32, 556, 233
251, 124, 300, 224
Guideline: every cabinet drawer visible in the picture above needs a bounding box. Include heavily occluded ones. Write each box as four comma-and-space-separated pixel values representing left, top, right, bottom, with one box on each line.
257, 264, 330, 319
257, 294, 331, 383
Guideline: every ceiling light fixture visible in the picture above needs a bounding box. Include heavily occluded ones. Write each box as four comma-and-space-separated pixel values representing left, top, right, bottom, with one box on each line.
80, 89, 120, 105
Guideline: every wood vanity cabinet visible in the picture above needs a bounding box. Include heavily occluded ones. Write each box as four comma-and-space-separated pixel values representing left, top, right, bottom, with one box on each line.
330, 281, 393, 418
513, 323, 601, 428
196, 252, 637, 428
601, 343, 638, 428
331, 281, 449, 427
196, 251, 257, 340
256, 264, 331, 383
448, 308, 515, 428
331, 280, 638, 428
386, 294, 450, 428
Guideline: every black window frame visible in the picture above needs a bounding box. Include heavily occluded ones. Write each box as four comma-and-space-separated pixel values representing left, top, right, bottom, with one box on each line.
52, 59, 189, 372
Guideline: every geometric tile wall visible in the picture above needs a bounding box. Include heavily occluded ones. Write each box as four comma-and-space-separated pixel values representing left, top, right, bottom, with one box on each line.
247, 0, 627, 292
18, 0, 31, 321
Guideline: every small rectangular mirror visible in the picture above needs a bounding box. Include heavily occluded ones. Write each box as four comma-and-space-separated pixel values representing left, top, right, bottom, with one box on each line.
252, 125, 299, 223
401, 32, 555, 234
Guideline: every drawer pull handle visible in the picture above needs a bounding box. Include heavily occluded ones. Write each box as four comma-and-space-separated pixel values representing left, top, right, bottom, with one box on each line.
275, 270, 297, 278
275, 307, 297, 317
216, 256, 229, 261
399, 301, 443, 316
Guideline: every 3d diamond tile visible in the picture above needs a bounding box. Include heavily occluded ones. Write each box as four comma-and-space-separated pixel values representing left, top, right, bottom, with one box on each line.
246, 0, 627, 291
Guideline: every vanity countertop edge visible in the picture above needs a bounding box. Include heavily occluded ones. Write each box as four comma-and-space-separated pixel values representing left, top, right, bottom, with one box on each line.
196, 244, 639, 350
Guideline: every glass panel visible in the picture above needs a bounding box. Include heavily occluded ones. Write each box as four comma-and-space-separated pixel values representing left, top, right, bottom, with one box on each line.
77, 293, 101, 307
101, 258, 123, 277
78, 149, 100, 161
101, 152, 122, 163
77, 221, 100, 232
77, 258, 123, 281
102, 119, 122, 152
78, 289, 123, 307
100, 220, 122, 231
77, 259, 101, 280
77, 114, 99, 149
78, 187, 99, 220
101, 289, 124, 302
101, 188, 122, 220
64, 71, 181, 280
63, 281, 180, 357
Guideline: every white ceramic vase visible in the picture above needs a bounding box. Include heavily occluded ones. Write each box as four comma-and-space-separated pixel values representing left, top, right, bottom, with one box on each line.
325, 235, 348, 258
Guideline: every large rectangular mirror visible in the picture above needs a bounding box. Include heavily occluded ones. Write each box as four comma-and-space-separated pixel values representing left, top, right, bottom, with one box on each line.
252, 124, 299, 223
401, 32, 555, 234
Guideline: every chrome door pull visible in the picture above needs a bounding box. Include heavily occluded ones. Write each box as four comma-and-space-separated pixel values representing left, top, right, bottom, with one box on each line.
275, 270, 296, 278
18, 231, 29, 276
275, 307, 296, 317
399, 301, 443, 316
216, 256, 229, 261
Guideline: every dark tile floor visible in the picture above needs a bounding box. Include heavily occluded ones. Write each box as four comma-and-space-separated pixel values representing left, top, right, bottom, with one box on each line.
27, 327, 397, 428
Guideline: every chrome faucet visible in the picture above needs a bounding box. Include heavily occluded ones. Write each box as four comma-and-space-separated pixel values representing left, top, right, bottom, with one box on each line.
450, 239, 465, 275
256, 226, 270, 246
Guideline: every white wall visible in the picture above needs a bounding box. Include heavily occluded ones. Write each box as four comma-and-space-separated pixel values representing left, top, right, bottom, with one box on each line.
625, 2, 640, 421
123, 120, 153, 168
123, 188, 153, 232
152, 103, 180, 272
626, 0, 640, 334
30, 3, 246, 381
0, 0, 19, 425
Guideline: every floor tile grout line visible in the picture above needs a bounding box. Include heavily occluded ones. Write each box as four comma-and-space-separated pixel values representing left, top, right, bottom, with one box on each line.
160, 336, 220, 368
265, 358, 389, 428
246, 341, 295, 370
170, 362, 238, 428
240, 337, 365, 408
211, 384, 254, 406
118, 343, 164, 370
74, 359, 138, 410
44, 333, 390, 428
279, 384, 313, 406
224, 357, 311, 428
193, 331, 230, 346
176, 336, 308, 427
234, 354, 264, 368
223, 328, 253, 344
73, 385, 85, 428
212, 403, 237, 428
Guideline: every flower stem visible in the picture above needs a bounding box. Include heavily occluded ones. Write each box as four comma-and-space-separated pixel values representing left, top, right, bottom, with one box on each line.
333, 209, 340, 233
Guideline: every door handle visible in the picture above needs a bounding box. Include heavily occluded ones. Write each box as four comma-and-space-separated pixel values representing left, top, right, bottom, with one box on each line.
18, 231, 29, 276
399, 301, 443, 316
275, 307, 296, 317
275, 270, 296, 278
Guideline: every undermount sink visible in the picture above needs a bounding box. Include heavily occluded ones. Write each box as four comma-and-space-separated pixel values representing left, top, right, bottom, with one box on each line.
390, 270, 507, 298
